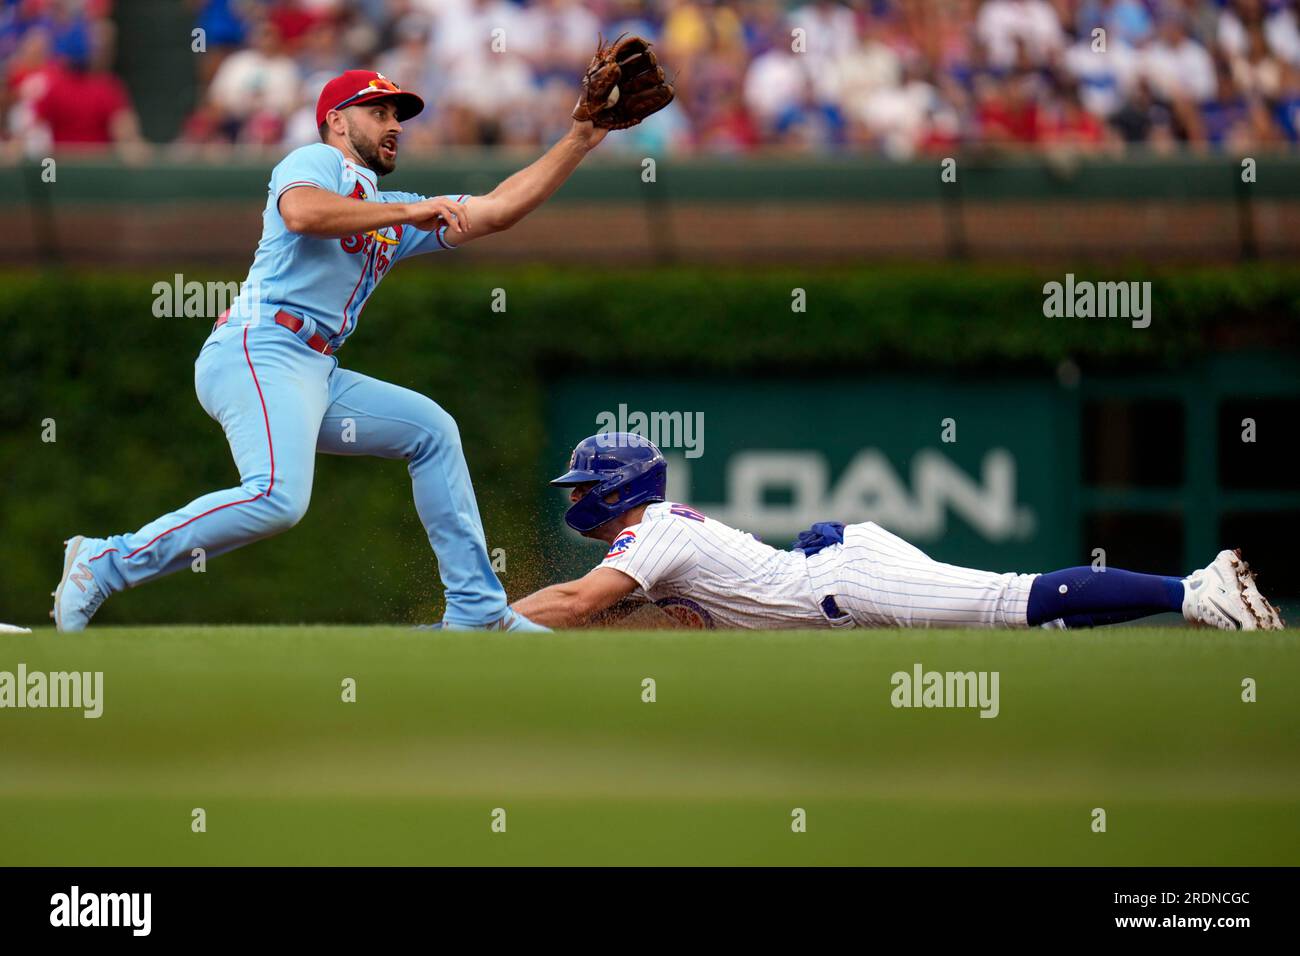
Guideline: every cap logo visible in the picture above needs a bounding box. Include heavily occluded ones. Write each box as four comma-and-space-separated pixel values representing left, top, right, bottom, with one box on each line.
332, 74, 402, 114
365, 74, 400, 94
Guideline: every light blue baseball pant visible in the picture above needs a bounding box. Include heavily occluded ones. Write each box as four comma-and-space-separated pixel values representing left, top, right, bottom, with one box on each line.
87, 318, 508, 626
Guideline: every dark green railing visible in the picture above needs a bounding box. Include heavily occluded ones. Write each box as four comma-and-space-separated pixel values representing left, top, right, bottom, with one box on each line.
5, 152, 1300, 204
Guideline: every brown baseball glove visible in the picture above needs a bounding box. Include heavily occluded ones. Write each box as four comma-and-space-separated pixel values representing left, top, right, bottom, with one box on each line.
572, 34, 675, 130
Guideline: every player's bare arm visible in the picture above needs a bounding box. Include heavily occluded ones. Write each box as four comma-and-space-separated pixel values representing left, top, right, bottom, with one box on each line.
279, 186, 469, 240
283, 104, 604, 244
512, 567, 639, 629
445, 35, 674, 246
442, 123, 606, 246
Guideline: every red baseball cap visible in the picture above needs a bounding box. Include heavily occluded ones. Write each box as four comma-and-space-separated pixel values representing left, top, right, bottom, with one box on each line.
315, 70, 424, 128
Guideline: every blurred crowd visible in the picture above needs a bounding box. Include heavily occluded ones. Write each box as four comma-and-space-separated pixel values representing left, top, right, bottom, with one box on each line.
1, 0, 142, 155
5, 0, 1300, 158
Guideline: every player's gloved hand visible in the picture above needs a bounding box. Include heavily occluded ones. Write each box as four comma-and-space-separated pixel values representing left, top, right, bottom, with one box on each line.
405, 196, 470, 236
790, 522, 846, 556
572, 34, 675, 130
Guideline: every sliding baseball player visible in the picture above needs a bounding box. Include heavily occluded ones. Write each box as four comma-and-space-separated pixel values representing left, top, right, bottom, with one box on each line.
513, 433, 1285, 632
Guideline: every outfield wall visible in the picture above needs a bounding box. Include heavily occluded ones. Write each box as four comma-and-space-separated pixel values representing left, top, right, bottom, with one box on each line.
5, 155, 1300, 265
1, 266, 1297, 625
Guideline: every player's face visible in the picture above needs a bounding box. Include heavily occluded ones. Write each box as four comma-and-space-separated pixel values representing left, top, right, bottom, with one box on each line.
568, 482, 620, 506
566, 481, 625, 540
344, 100, 403, 175
569, 482, 597, 505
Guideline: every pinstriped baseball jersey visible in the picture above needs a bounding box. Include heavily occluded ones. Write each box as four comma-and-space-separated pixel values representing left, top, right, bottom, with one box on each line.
599, 502, 830, 629
598, 504, 1037, 630
228, 142, 466, 349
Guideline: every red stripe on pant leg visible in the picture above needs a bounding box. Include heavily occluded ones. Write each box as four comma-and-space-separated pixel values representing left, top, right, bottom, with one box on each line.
105, 325, 278, 563
242, 324, 276, 497
120, 492, 267, 560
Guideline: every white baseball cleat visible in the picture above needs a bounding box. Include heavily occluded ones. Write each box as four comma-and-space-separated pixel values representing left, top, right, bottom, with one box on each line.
1182, 549, 1285, 632
50, 535, 110, 632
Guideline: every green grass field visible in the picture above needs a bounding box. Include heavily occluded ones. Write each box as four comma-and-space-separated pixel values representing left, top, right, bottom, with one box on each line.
1, 626, 1296, 866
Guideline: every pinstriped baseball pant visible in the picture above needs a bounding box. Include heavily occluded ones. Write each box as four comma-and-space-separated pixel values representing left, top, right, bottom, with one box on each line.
821, 522, 1038, 628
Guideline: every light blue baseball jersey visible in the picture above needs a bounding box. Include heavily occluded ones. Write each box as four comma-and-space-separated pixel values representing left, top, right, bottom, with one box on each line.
232, 142, 464, 350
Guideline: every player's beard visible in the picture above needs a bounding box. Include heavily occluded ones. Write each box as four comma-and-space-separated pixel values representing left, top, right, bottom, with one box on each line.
346, 119, 397, 176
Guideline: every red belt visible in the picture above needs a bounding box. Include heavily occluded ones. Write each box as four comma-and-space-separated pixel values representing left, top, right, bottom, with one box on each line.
214, 309, 334, 356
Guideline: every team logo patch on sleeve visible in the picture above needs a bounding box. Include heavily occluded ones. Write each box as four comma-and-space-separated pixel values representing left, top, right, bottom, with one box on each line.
605, 530, 636, 559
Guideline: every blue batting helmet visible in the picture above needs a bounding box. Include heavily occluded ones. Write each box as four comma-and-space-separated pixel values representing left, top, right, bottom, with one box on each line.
551, 432, 668, 533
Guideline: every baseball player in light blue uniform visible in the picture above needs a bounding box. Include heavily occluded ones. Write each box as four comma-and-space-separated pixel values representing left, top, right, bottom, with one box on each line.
52, 69, 611, 631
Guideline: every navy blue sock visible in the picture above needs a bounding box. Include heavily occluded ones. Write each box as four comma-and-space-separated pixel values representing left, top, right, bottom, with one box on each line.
1054, 609, 1172, 629
1027, 567, 1185, 627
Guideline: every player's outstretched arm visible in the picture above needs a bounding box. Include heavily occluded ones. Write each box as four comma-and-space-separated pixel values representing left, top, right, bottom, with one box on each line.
422, 34, 674, 245
438, 120, 607, 247
511, 566, 638, 629
280, 185, 471, 241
